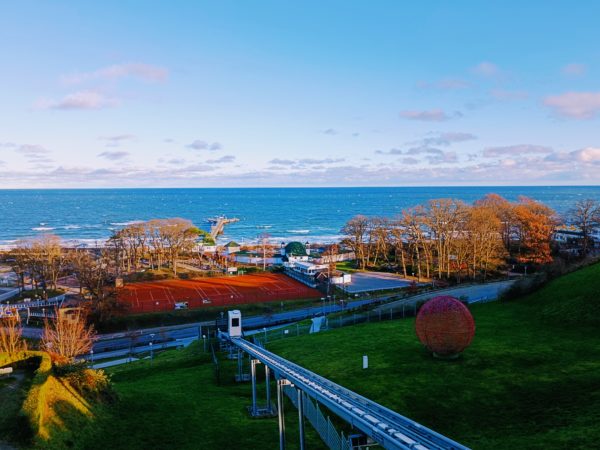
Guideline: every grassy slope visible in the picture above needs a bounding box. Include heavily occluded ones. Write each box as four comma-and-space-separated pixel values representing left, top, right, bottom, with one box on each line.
268, 263, 600, 449
43, 345, 324, 450
26, 263, 600, 449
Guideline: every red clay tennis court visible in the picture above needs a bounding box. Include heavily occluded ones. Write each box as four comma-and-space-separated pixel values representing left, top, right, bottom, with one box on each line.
118, 273, 321, 313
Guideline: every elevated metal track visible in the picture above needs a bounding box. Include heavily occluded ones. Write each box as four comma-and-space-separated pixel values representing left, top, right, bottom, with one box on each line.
227, 336, 469, 450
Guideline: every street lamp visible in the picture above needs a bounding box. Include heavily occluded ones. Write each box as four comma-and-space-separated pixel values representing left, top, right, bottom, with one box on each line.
149, 342, 153, 365
90, 349, 94, 366
202, 335, 207, 353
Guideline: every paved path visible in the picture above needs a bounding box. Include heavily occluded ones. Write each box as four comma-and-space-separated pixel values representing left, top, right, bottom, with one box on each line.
91, 357, 139, 369
21, 279, 516, 359
375, 280, 516, 312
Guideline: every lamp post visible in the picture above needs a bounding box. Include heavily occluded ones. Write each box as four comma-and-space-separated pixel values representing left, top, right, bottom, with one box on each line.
202, 335, 207, 353
90, 349, 94, 366
150, 333, 155, 364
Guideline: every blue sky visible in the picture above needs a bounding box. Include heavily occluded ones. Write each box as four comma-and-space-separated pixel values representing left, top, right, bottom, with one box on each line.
1, 1, 600, 187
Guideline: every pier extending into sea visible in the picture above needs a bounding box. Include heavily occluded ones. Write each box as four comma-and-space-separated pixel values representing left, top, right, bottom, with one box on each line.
208, 216, 239, 239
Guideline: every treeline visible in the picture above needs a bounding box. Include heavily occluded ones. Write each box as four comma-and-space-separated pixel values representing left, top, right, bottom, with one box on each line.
341, 194, 558, 282
7, 218, 202, 320
105, 218, 201, 276
9, 234, 66, 292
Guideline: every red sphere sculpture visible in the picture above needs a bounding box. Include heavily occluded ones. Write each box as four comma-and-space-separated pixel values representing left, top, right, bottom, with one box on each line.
415, 296, 475, 358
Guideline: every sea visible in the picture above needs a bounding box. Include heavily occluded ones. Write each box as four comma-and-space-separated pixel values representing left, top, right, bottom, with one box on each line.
0, 187, 599, 248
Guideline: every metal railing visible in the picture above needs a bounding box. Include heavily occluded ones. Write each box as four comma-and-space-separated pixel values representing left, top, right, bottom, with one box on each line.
256, 306, 422, 346
6, 294, 65, 310
211, 343, 220, 384
284, 385, 350, 450
228, 336, 469, 450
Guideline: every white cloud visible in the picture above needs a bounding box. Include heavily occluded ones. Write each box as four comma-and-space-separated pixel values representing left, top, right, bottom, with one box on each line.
269, 157, 345, 168
207, 155, 236, 164
98, 151, 130, 160
472, 62, 500, 77
62, 62, 168, 84
483, 145, 553, 158
38, 90, 118, 110
491, 89, 528, 101
401, 157, 420, 165
15, 144, 50, 156
99, 134, 135, 147
422, 132, 476, 146
399, 109, 458, 122
573, 147, 600, 163
543, 92, 600, 119
187, 140, 222, 151
562, 63, 586, 77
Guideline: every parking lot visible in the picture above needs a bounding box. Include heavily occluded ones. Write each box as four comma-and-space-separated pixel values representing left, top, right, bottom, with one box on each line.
344, 272, 413, 293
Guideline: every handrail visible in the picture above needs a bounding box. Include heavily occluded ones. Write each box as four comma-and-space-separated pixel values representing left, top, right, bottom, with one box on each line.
226, 335, 469, 450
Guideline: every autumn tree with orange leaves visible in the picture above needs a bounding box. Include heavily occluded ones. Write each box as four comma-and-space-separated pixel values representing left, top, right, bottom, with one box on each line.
513, 197, 557, 264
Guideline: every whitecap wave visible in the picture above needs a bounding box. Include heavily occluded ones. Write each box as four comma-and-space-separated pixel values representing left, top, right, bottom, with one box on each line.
109, 220, 144, 226
63, 225, 81, 230
32, 227, 55, 231
286, 229, 310, 234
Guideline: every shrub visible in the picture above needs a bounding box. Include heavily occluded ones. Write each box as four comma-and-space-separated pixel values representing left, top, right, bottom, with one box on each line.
64, 368, 116, 402
501, 273, 549, 300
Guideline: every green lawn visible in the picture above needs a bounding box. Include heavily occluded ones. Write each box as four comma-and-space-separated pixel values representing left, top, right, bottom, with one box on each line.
13, 262, 600, 449
0, 369, 34, 446
40, 345, 324, 450
267, 263, 600, 449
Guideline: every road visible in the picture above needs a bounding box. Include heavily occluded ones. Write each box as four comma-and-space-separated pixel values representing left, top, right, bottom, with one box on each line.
375, 280, 516, 312
21, 279, 516, 357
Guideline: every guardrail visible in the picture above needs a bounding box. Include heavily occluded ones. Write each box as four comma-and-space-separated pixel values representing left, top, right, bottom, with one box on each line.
0, 288, 20, 302
7, 294, 65, 310
284, 385, 350, 450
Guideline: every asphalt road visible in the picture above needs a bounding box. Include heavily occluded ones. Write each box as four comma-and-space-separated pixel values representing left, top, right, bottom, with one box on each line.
21, 279, 516, 357
375, 279, 516, 312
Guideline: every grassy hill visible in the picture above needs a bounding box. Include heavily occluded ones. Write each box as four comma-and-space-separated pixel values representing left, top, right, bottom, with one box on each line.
14, 262, 600, 449
39, 345, 323, 450
268, 263, 600, 449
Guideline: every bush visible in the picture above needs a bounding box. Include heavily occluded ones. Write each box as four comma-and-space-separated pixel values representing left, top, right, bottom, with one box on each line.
64, 368, 116, 402
53, 361, 116, 402
501, 273, 549, 301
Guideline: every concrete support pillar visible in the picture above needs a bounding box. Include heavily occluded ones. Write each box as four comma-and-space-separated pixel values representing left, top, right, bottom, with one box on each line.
265, 365, 271, 408
251, 359, 258, 415
297, 388, 305, 450
277, 379, 287, 450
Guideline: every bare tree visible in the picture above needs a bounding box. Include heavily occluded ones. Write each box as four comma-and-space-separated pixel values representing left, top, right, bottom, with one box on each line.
10, 234, 67, 294
70, 250, 119, 321
42, 308, 95, 361
0, 316, 27, 356
341, 215, 369, 269
568, 199, 600, 256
